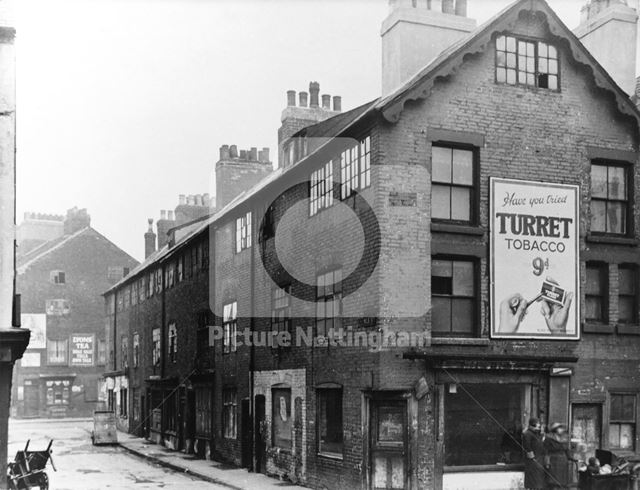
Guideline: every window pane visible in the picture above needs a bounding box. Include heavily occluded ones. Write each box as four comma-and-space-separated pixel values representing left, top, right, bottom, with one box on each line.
586, 266, 604, 295
548, 75, 558, 90
451, 298, 474, 334
452, 261, 474, 296
622, 395, 635, 420
432, 185, 451, 220
590, 201, 606, 232
548, 45, 557, 58
606, 202, 625, 234
585, 297, 602, 321
496, 51, 506, 67
608, 166, 627, 200
432, 260, 452, 277
619, 297, 635, 323
591, 165, 608, 198
548, 59, 558, 75
506, 69, 516, 85
609, 424, 621, 447
518, 70, 527, 85
506, 53, 516, 68
506, 36, 516, 52
539, 58, 548, 73
538, 42, 548, 57
619, 424, 634, 449
452, 149, 473, 185
496, 67, 506, 83
496, 35, 505, 51
451, 187, 470, 221
432, 297, 451, 333
432, 147, 452, 183
526, 57, 535, 73
619, 268, 636, 295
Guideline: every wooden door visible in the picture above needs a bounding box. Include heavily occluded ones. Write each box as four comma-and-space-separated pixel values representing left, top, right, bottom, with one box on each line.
371, 400, 407, 490
572, 403, 602, 461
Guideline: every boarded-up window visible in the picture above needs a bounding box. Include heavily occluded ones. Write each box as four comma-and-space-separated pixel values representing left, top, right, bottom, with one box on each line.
609, 394, 636, 451
196, 387, 212, 438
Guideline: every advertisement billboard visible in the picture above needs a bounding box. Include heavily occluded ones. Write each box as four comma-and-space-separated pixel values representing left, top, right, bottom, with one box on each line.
70, 334, 95, 366
490, 178, 580, 340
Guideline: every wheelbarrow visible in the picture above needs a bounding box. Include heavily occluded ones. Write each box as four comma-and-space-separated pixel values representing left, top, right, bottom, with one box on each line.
6, 439, 56, 489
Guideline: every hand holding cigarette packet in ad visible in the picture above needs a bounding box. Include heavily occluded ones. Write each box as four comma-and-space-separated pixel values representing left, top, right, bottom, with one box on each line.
498, 278, 573, 334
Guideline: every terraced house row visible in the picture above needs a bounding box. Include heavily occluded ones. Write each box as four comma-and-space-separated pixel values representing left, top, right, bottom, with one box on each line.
103, 0, 640, 488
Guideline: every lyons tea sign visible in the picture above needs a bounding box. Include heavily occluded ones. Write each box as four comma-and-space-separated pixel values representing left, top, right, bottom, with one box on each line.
70, 334, 95, 366
490, 178, 580, 340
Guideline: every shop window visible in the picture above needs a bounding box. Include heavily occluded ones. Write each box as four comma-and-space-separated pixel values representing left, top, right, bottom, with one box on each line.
47, 339, 68, 365
495, 35, 559, 90
168, 323, 177, 363
271, 285, 291, 346
120, 388, 128, 417
195, 387, 212, 438
121, 335, 128, 370
618, 265, 637, 324
318, 388, 343, 456
235, 212, 252, 253
152, 328, 161, 366
591, 162, 629, 235
223, 388, 237, 439
132, 333, 139, 368
586, 262, 608, 323
45, 299, 70, 316
97, 339, 107, 366
340, 136, 371, 199
431, 258, 476, 336
609, 394, 636, 451
45, 380, 70, 405
223, 302, 237, 354
431, 145, 475, 223
444, 383, 528, 466
50, 270, 66, 285
310, 161, 334, 216
316, 269, 342, 338
272, 387, 292, 449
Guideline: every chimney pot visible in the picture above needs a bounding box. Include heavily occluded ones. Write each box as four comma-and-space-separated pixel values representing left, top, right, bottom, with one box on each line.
299, 91, 308, 107
250, 147, 258, 161
203, 194, 210, 207
442, 0, 454, 14
230, 145, 238, 158
333, 95, 342, 111
240, 149, 247, 159
321, 94, 331, 109
160, 210, 167, 220
454, 0, 467, 16
287, 90, 296, 106
197, 194, 203, 206
179, 194, 186, 205
309, 81, 320, 107
144, 218, 156, 258
168, 210, 175, 220
220, 144, 230, 160
147, 218, 153, 232
263, 147, 270, 163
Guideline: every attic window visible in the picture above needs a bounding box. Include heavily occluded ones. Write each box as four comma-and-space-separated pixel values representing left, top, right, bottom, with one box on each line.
496, 35, 558, 90
50, 270, 66, 285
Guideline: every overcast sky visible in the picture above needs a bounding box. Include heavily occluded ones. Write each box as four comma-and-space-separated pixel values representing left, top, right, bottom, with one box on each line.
15, 0, 592, 260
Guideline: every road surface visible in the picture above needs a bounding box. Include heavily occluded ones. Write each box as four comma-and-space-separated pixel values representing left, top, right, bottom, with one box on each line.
7, 418, 226, 489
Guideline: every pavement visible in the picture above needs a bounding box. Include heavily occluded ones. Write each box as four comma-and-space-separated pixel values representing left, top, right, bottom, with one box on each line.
116, 430, 308, 490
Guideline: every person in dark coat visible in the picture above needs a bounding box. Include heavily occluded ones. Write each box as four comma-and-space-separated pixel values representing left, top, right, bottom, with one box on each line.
544, 422, 576, 489
522, 417, 546, 490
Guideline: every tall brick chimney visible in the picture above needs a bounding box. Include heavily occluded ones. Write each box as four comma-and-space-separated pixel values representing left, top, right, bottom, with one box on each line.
381, 0, 476, 96
215, 145, 273, 209
144, 218, 156, 259
278, 81, 342, 168
63, 207, 91, 235
574, 0, 638, 95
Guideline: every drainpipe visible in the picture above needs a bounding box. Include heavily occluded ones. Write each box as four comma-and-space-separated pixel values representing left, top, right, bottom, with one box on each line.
249, 213, 256, 472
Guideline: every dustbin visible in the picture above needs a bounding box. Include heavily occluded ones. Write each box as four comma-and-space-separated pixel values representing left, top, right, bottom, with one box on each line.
92, 410, 118, 445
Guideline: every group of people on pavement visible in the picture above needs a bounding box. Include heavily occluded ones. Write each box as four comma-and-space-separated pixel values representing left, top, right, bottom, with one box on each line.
521, 417, 577, 490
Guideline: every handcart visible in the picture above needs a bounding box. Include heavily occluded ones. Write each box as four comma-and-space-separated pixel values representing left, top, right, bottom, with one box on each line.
577, 450, 640, 490
6, 439, 56, 490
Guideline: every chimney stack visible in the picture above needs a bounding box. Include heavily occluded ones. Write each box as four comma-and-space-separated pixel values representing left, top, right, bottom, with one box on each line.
309, 82, 320, 107
574, 0, 638, 95
333, 96, 342, 111
145, 218, 156, 258
287, 90, 296, 106
381, 0, 476, 95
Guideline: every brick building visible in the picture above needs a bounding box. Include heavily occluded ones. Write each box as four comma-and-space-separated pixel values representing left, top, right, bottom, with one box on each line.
12, 208, 138, 418
105, 0, 640, 489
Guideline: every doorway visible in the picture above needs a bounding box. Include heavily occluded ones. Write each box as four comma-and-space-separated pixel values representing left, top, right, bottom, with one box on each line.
254, 395, 266, 474
371, 399, 407, 490
572, 403, 602, 461
241, 398, 252, 468
23, 381, 39, 418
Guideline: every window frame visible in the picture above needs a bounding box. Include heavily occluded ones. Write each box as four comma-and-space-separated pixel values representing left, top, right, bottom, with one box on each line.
315, 268, 343, 340
430, 143, 479, 226
618, 264, 638, 325
608, 393, 637, 452
340, 135, 371, 200
494, 34, 560, 91
47, 338, 68, 366
132, 332, 139, 368
235, 212, 252, 253
272, 387, 293, 449
431, 255, 479, 337
590, 160, 632, 237
271, 285, 291, 349
585, 261, 608, 324
50, 270, 66, 285
120, 335, 128, 370
152, 328, 161, 366
223, 301, 238, 354
222, 388, 237, 439
310, 161, 334, 216
168, 322, 177, 363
